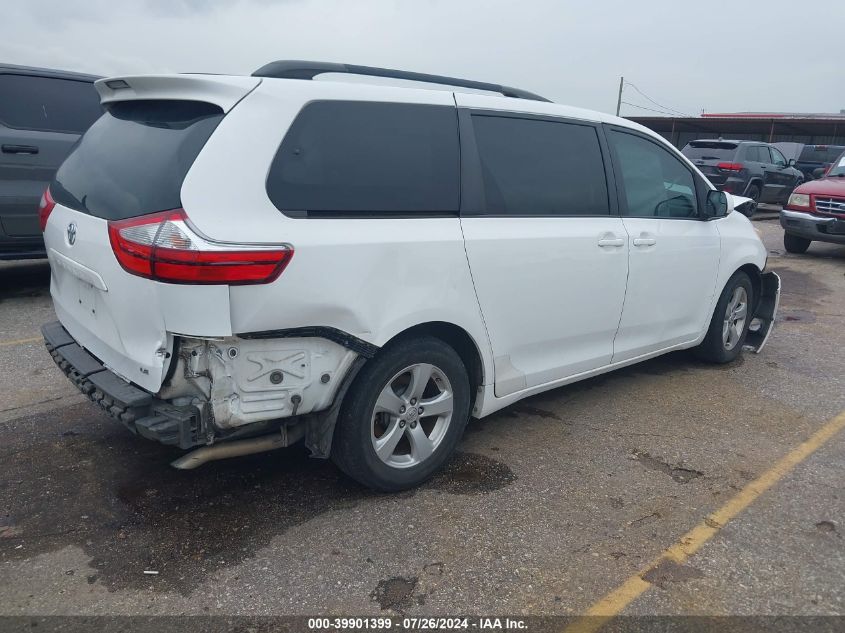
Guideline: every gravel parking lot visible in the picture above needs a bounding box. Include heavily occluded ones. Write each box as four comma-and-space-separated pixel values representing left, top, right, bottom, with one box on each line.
0, 217, 843, 620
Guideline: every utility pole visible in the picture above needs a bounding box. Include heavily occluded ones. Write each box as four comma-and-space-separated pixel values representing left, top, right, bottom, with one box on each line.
615, 76, 624, 116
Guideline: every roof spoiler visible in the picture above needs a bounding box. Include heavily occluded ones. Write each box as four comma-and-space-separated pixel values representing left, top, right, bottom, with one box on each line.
252, 60, 551, 103
94, 74, 261, 112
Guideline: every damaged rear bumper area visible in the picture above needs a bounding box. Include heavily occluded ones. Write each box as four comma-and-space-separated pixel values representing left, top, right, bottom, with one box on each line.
42, 321, 368, 467
43, 321, 207, 449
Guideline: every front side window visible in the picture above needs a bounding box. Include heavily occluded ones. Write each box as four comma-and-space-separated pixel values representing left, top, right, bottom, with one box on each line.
609, 130, 698, 219
770, 147, 787, 167
0, 74, 102, 134
470, 115, 609, 216
266, 101, 460, 216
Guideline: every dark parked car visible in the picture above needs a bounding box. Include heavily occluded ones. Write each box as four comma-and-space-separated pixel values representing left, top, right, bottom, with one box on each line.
0, 64, 101, 260
681, 139, 804, 215
780, 149, 845, 254
774, 143, 845, 182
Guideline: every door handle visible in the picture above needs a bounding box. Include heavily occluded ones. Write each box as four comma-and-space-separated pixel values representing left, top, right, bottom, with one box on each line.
598, 237, 625, 248
633, 237, 657, 247
1, 144, 39, 154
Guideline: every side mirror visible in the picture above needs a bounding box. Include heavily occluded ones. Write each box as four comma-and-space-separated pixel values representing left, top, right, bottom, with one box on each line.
705, 190, 729, 218
787, 158, 797, 167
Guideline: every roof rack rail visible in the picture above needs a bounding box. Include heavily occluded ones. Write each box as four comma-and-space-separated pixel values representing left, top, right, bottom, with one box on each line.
251, 60, 551, 103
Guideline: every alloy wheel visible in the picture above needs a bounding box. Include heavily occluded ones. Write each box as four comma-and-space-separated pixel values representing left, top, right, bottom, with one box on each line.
722, 286, 748, 350
371, 363, 454, 469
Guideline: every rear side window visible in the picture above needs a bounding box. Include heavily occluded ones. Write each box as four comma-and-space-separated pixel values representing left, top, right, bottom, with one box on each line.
0, 74, 102, 134
267, 101, 459, 216
470, 115, 609, 216
681, 142, 738, 161
746, 146, 769, 163
52, 100, 223, 220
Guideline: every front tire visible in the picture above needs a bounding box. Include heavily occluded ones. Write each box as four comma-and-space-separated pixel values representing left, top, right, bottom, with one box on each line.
783, 232, 811, 254
331, 336, 471, 491
694, 271, 753, 364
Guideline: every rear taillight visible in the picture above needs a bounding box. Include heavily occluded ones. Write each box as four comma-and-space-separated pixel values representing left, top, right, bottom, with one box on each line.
717, 162, 744, 172
108, 209, 292, 285
38, 188, 56, 232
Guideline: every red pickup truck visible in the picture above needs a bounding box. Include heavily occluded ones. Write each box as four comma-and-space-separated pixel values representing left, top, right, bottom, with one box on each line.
780, 149, 845, 253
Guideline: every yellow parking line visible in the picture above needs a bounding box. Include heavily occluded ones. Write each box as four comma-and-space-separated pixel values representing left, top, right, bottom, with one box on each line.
565, 409, 845, 633
0, 336, 41, 348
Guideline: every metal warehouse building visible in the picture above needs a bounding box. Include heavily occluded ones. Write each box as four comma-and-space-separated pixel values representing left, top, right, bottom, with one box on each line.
629, 112, 845, 149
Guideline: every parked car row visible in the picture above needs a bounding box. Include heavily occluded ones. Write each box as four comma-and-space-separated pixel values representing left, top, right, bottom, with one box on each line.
680, 139, 804, 216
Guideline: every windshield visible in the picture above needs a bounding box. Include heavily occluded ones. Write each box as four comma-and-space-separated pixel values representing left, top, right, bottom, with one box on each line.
828, 151, 845, 177
681, 142, 738, 161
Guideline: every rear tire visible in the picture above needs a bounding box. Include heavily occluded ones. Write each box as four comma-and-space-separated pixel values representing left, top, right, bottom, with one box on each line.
783, 232, 811, 254
331, 336, 471, 492
694, 271, 753, 364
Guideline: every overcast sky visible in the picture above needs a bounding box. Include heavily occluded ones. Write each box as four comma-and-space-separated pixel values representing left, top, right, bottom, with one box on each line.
4, 0, 843, 117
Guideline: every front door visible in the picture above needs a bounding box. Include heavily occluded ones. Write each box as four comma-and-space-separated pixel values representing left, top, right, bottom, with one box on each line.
457, 106, 628, 396
605, 127, 720, 362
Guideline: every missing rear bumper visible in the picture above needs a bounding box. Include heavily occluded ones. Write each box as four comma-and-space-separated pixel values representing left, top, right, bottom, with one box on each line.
42, 321, 206, 449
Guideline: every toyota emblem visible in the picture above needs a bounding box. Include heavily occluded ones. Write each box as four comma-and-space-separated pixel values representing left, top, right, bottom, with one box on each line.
67, 223, 77, 246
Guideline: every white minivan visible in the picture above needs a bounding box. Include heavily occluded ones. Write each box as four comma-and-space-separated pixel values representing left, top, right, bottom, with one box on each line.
40, 61, 780, 490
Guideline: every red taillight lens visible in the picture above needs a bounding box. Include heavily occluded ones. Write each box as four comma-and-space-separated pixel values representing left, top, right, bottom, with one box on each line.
38, 188, 56, 232
108, 209, 292, 285
717, 162, 744, 172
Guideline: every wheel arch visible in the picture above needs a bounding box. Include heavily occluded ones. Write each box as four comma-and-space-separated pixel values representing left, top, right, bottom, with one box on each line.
737, 262, 763, 313
382, 321, 486, 410
743, 178, 764, 196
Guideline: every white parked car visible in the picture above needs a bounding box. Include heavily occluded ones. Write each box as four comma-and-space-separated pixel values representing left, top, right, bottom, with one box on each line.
40, 61, 780, 491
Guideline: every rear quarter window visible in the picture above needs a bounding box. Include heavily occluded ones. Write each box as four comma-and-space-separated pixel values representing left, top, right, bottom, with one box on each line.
0, 74, 102, 134
266, 101, 460, 217
51, 100, 223, 220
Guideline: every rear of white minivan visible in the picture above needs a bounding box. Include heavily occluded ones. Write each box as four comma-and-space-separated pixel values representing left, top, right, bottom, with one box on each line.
40, 75, 297, 447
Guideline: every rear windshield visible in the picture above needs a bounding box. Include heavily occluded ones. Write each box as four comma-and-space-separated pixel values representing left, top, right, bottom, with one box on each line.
52, 100, 223, 220
681, 141, 738, 161
798, 145, 845, 163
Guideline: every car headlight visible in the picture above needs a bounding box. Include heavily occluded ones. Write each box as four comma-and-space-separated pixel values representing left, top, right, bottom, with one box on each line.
787, 193, 810, 208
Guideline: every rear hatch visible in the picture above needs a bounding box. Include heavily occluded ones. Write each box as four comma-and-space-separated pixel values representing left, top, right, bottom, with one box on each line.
44, 75, 259, 392
681, 141, 740, 186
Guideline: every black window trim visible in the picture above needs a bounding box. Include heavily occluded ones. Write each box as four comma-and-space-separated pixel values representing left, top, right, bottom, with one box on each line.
0, 72, 100, 135
604, 124, 711, 221
459, 108, 618, 218
265, 99, 462, 220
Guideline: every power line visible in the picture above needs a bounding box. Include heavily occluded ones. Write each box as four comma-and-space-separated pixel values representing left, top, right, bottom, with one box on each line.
620, 101, 685, 117
622, 81, 693, 117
